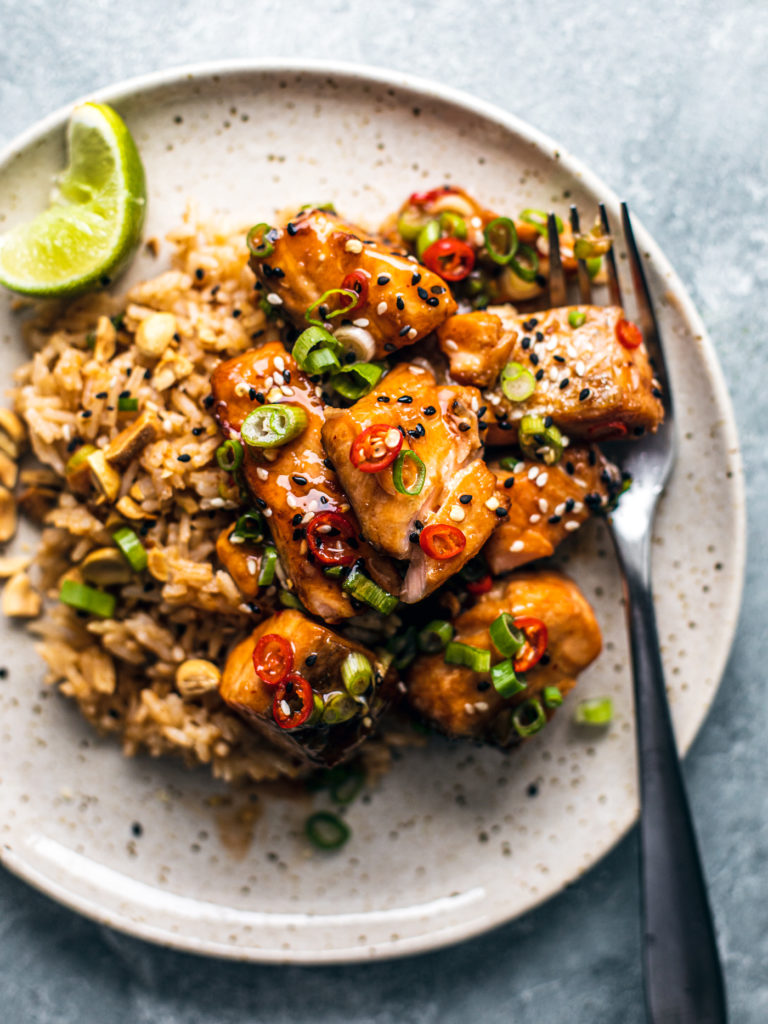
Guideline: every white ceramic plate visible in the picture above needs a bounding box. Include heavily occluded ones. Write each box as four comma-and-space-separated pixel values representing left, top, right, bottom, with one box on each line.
0, 61, 745, 963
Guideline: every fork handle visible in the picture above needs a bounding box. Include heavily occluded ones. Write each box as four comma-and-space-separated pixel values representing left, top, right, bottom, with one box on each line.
615, 533, 728, 1023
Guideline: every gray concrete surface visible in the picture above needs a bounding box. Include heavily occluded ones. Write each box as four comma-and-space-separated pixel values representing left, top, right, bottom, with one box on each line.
1, 1, 766, 1021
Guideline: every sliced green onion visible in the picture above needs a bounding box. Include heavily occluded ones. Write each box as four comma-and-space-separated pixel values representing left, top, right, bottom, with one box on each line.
575, 697, 613, 725
323, 565, 345, 579
329, 766, 365, 805
519, 209, 563, 236
257, 545, 278, 585
216, 439, 243, 473
444, 641, 491, 673
117, 397, 138, 412
341, 652, 373, 696
392, 450, 426, 496
418, 619, 454, 653
387, 627, 418, 669
512, 698, 547, 737
110, 313, 125, 331
342, 565, 398, 615
416, 219, 441, 258
279, 589, 305, 610
330, 362, 384, 401
305, 287, 358, 328
112, 527, 148, 572
293, 325, 341, 371
85, 331, 96, 349
246, 223, 276, 259
306, 692, 326, 727
586, 256, 602, 279
568, 310, 587, 328
489, 613, 525, 657
484, 216, 519, 265
543, 686, 563, 708
241, 404, 308, 448
232, 510, 265, 543
490, 659, 526, 699
306, 347, 342, 376
305, 810, 350, 850
519, 413, 564, 465
65, 444, 97, 475
397, 208, 426, 241
573, 233, 612, 260
509, 243, 540, 283
298, 201, 337, 214
59, 579, 116, 619
498, 455, 522, 472
500, 361, 536, 402
439, 211, 467, 239
322, 691, 359, 725
258, 297, 278, 318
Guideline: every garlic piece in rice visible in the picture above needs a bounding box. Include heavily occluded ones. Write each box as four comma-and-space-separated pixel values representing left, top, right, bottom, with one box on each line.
2, 572, 41, 618
175, 659, 222, 699
135, 312, 177, 359
0, 486, 17, 542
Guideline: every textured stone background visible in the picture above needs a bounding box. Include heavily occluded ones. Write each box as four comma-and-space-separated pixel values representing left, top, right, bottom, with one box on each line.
1, 1, 766, 1021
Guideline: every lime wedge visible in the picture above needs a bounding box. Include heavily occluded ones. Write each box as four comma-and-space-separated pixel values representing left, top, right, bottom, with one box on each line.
0, 102, 146, 296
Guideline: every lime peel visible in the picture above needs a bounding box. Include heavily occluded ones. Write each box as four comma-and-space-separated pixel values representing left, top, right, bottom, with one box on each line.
0, 102, 146, 297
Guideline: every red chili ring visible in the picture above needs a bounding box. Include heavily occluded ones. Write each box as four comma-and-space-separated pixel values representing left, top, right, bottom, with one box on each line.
305, 511, 358, 566
273, 672, 313, 730
408, 186, 457, 207
419, 523, 467, 561
616, 317, 643, 349
466, 574, 494, 595
349, 423, 403, 473
421, 237, 476, 282
252, 633, 294, 687
586, 420, 629, 441
512, 616, 548, 673
341, 269, 370, 314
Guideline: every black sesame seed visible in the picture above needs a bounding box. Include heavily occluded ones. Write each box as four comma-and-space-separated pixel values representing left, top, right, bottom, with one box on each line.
417, 286, 429, 300
204, 395, 214, 408
95, 391, 108, 399
579, 388, 591, 402
397, 395, 413, 404
535, 331, 544, 342
248, 387, 257, 400
232, 309, 242, 318
396, 296, 405, 310
422, 405, 436, 416
479, 421, 488, 431
458, 422, 471, 432
495, 507, 508, 518
540, 653, 551, 666
384, 342, 396, 352
119, 389, 131, 399
535, 369, 544, 381
192, 427, 204, 436
292, 475, 307, 486
527, 783, 539, 798
399, 324, 412, 337
255, 391, 265, 404
548, 514, 562, 524
522, 317, 538, 330
521, 336, 532, 350
409, 532, 419, 543
323, 458, 335, 471
498, 420, 513, 429
430, 285, 445, 295
634, 426, 645, 436
652, 387, 663, 398
254, 496, 267, 509
195, 268, 204, 281
565, 461, 575, 475
544, 415, 553, 427
177, 453, 191, 462
248, 602, 261, 615
319, 495, 329, 504
426, 296, 439, 306
559, 378, 570, 390
377, 274, 391, 285
414, 520, 424, 530
411, 272, 421, 285
504, 477, 515, 488
477, 406, 487, 418
287, 222, 297, 235
459, 494, 472, 504
476, 680, 491, 692
81, 410, 93, 418
305, 653, 318, 666
553, 354, 566, 364
408, 424, 425, 439
271, 268, 284, 279
144, 368, 151, 380
530, 353, 539, 366
292, 513, 302, 526
292, 528, 305, 541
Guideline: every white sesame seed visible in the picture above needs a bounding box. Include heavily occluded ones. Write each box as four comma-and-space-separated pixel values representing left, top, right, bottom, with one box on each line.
377, 301, 388, 315
281, 385, 293, 396
443, 339, 458, 351
471, 395, 479, 411
274, 355, 285, 372
266, 292, 283, 305
209, 497, 225, 508
470, 216, 482, 228
353, 318, 370, 328
538, 498, 549, 513
464, 702, 476, 716
263, 374, 274, 389
536, 472, 549, 488
345, 238, 363, 254
256, 466, 268, 481
301, 511, 314, 524
546, 337, 558, 351
575, 360, 585, 377
338, 503, 350, 513
286, 494, 297, 509
561, 435, 570, 447
511, 539, 525, 552
230, 534, 245, 545
408, 328, 418, 339
554, 502, 566, 516
267, 386, 283, 402
529, 513, 541, 524
450, 507, 466, 522
263, 508, 272, 518
315, 523, 332, 534
485, 496, 500, 511
475, 701, 489, 712
272, 371, 284, 386
238, 603, 251, 614
572, 501, 584, 513
528, 465, 540, 480
397, 681, 407, 694
362, 716, 372, 728
315, 386, 323, 398
247, 557, 258, 576
234, 381, 249, 397
564, 520, 581, 532
549, 366, 559, 382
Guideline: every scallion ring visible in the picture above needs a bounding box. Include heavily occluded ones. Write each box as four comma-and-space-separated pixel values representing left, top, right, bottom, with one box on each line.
387, 627, 418, 669
519, 414, 564, 465
246, 223, 276, 259
490, 659, 526, 699
117, 397, 138, 412
489, 613, 526, 657
498, 455, 522, 472
342, 565, 398, 614
305, 810, 350, 850
306, 347, 341, 376
574, 697, 613, 725
216, 439, 243, 473
59, 579, 116, 619
330, 362, 384, 401
341, 652, 373, 696
416, 219, 441, 259
543, 686, 563, 708
279, 590, 305, 610
257, 545, 278, 586
397, 208, 426, 241
322, 691, 359, 725
112, 527, 148, 572
568, 310, 587, 328
439, 211, 467, 239
500, 361, 536, 402
444, 640, 491, 673
241, 404, 308, 448
418, 619, 454, 653
232, 510, 265, 543
305, 287, 359, 328
392, 450, 426, 496
519, 209, 563, 236
484, 216, 519, 265
512, 698, 547, 737
293, 325, 341, 371
508, 243, 540, 283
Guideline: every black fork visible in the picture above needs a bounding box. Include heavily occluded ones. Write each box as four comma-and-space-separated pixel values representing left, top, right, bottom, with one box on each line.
548, 204, 728, 1024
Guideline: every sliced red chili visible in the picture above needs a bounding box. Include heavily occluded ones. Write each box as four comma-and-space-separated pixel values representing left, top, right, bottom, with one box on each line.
466, 573, 494, 595
349, 423, 403, 473
273, 672, 313, 729
586, 420, 629, 441
305, 511, 358, 566
341, 269, 369, 314
419, 523, 467, 560
252, 633, 294, 687
513, 616, 548, 673
616, 317, 643, 349
408, 186, 457, 206
421, 237, 476, 282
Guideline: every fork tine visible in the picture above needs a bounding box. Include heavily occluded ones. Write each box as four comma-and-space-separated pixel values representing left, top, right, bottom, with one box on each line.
570, 205, 592, 304
599, 202, 623, 307
620, 202, 671, 399
547, 212, 567, 307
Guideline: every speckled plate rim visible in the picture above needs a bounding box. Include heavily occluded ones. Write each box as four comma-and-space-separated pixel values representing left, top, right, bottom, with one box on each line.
0, 58, 746, 963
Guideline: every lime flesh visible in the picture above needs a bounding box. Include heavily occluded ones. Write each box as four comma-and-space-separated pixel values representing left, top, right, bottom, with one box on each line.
0, 103, 146, 296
